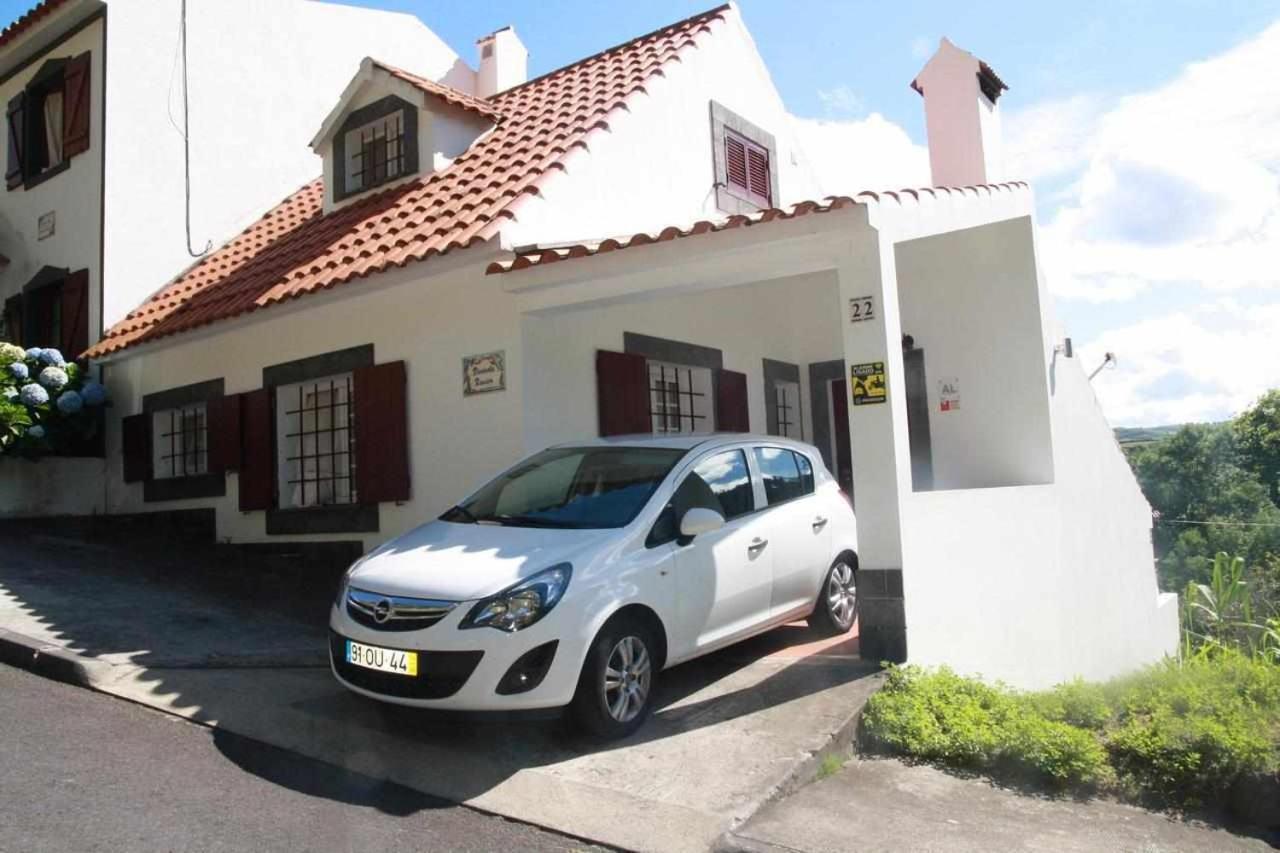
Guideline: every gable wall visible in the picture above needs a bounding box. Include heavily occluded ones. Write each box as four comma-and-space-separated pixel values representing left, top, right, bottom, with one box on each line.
100, 0, 473, 329
501, 8, 821, 248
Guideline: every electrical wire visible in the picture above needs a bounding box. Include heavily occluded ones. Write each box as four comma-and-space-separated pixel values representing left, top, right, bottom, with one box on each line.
1157, 518, 1280, 528
180, 0, 210, 258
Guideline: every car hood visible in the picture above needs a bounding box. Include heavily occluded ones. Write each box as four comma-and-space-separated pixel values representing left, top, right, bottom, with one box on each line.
347, 520, 612, 601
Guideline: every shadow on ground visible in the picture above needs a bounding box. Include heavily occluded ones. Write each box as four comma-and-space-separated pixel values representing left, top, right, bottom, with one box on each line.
0, 529, 877, 846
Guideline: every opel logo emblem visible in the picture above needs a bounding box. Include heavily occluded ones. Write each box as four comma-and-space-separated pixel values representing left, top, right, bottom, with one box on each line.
373, 599, 392, 624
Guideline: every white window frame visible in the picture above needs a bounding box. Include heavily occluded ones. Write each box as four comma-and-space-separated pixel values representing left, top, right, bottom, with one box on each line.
274, 372, 356, 509
150, 403, 208, 480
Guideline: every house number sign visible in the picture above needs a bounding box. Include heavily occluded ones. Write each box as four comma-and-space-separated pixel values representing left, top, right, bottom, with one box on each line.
848, 295, 875, 324
463, 351, 506, 395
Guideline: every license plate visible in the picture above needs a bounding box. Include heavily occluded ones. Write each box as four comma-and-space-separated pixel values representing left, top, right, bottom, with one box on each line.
346, 640, 418, 677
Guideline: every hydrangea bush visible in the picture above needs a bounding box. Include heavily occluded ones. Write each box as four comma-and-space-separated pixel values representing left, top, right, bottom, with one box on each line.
0, 342, 108, 458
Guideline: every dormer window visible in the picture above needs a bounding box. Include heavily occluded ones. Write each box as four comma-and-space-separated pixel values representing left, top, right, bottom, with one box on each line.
331, 95, 418, 202
709, 100, 779, 215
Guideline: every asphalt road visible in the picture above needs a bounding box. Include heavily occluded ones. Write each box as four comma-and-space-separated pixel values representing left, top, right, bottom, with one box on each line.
0, 664, 608, 853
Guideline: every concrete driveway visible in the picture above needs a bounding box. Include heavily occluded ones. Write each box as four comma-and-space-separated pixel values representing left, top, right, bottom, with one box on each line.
0, 532, 881, 852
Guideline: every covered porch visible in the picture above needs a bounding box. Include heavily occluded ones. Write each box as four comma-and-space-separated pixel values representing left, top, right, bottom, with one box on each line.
493, 184, 1114, 679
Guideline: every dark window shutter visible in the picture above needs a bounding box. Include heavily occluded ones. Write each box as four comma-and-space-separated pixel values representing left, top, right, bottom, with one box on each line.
715, 369, 750, 432
121, 413, 150, 483
238, 388, 273, 511
6, 92, 25, 190
354, 360, 410, 504
746, 145, 771, 205
62, 52, 91, 158
596, 350, 650, 436
3, 295, 22, 346
206, 394, 242, 473
725, 133, 748, 192
59, 269, 89, 360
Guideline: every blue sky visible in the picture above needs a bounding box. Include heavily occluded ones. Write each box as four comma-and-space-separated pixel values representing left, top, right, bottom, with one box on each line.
3, 0, 1277, 426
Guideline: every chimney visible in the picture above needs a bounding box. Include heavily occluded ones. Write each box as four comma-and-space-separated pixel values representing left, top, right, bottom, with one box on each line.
911, 38, 1007, 187
476, 27, 527, 98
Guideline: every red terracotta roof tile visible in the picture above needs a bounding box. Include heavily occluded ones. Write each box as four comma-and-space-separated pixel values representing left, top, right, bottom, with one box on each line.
0, 0, 72, 49
370, 60, 503, 122
485, 182, 1031, 274
88, 4, 731, 359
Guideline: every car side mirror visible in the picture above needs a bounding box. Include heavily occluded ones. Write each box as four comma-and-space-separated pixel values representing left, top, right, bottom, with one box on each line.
679, 507, 725, 540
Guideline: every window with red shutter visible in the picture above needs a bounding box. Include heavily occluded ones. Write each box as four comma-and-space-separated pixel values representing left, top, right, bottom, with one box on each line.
712, 101, 778, 213
714, 369, 750, 432
596, 350, 650, 436
121, 413, 151, 483
745, 145, 771, 206
59, 269, 88, 360
6, 93, 25, 190
725, 133, 748, 193
62, 52, 90, 159
354, 361, 410, 504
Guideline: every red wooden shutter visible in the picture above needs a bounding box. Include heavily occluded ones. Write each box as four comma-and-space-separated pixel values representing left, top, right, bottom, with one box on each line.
121, 413, 150, 483
714, 369, 749, 432
596, 350, 650, 436
746, 146, 771, 205
354, 361, 410, 504
238, 388, 273, 511
59, 269, 89, 360
725, 133, 748, 192
6, 93, 25, 190
206, 394, 242, 473
62, 52, 91, 158
3, 295, 22, 346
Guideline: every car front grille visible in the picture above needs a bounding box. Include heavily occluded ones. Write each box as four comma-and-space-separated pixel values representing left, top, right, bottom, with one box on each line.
345, 587, 456, 632
330, 631, 483, 700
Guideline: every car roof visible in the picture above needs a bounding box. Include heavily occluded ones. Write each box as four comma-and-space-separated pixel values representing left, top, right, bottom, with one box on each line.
551, 433, 823, 456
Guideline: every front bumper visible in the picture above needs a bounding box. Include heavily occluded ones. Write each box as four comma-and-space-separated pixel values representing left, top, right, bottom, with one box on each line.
328, 600, 586, 711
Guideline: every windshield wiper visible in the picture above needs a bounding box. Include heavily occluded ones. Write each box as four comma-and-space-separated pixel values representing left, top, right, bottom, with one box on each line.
492, 514, 571, 528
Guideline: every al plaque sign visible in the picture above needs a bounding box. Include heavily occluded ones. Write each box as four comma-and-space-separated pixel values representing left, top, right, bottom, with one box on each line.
463, 351, 506, 396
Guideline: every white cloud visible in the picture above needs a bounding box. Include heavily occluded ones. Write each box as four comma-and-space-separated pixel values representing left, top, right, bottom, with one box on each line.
1007, 21, 1280, 304
1079, 301, 1280, 426
792, 112, 929, 195
910, 36, 934, 60
815, 85, 865, 117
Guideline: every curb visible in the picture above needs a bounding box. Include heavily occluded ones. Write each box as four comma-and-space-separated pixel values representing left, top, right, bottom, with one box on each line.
0, 627, 105, 689
712, 668, 885, 853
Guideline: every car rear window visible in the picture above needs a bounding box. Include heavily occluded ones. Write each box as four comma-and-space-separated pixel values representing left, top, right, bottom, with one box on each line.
754, 447, 814, 506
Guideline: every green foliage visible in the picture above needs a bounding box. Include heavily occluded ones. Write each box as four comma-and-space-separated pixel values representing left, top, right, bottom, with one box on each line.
862, 666, 1107, 787
1234, 389, 1280, 505
862, 657, 1280, 808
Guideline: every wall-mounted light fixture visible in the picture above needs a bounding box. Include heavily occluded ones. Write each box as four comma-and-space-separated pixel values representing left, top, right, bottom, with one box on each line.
1088, 352, 1117, 381
1053, 337, 1074, 359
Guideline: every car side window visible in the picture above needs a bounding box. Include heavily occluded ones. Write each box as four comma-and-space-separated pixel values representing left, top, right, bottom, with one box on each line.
647, 449, 754, 546
754, 447, 811, 506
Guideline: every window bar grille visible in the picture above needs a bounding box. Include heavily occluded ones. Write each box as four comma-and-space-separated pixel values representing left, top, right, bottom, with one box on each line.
648, 365, 707, 434
284, 376, 355, 506
350, 114, 405, 190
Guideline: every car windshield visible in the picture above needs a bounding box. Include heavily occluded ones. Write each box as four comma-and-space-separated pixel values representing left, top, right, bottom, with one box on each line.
442, 446, 686, 529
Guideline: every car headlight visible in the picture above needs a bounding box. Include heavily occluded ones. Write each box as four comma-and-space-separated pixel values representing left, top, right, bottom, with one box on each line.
335, 560, 362, 608
459, 564, 572, 632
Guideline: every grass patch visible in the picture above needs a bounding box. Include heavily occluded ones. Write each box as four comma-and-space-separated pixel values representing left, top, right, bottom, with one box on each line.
815, 753, 846, 780
861, 653, 1280, 808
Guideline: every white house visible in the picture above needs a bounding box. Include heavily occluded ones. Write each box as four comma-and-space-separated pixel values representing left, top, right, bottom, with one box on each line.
30, 3, 1178, 686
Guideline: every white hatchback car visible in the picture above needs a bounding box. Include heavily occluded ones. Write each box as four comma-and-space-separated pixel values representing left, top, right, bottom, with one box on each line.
330, 434, 859, 738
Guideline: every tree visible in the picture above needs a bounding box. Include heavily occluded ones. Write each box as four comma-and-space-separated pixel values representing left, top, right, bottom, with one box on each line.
1234, 389, 1280, 505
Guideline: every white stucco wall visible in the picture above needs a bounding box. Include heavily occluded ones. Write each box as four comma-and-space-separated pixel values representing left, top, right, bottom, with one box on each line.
0, 15, 105, 346
502, 6, 822, 249
98, 247, 526, 547
895, 217, 1054, 490
101, 0, 474, 328
521, 271, 843, 452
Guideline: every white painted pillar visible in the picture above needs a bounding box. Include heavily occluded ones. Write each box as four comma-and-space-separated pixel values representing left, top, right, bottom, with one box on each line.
835, 231, 912, 661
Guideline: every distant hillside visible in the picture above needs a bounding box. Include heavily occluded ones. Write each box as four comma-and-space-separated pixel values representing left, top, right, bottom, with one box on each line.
1115, 425, 1186, 446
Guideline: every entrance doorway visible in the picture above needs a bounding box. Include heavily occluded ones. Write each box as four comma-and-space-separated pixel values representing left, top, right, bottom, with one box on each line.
829, 377, 854, 500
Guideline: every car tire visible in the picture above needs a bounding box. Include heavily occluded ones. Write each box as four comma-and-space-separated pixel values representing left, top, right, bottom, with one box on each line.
569, 615, 659, 740
808, 556, 858, 636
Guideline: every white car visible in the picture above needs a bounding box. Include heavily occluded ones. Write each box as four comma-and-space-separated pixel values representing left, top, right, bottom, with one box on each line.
329, 434, 859, 738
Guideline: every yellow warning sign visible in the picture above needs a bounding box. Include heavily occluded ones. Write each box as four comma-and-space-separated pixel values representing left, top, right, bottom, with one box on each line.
851, 362, 886, 406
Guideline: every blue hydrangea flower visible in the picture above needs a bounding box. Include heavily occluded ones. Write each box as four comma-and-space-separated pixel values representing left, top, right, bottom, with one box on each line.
7, 361, 28, 381
80, 380, 107, 406
38, 348, 65, 366
37, 366, 68, 391
24, 347, 42, 361
26, 425, 45, 439
19, 383, 49, 406
56, 390, 84, 414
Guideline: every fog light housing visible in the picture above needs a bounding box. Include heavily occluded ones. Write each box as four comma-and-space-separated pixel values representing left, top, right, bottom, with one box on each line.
495, 640, 559, 695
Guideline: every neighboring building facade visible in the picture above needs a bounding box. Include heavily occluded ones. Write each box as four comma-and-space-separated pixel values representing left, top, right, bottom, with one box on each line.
21, 3, 1179, 686
0, 0, 481, 512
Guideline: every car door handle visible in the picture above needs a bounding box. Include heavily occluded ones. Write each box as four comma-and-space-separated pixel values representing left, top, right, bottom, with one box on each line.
812, 516, 829, 531
747, 537, 768, 554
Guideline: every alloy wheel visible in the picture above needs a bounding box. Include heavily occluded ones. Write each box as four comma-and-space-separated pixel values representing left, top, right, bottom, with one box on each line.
602, 635, 652, 723
827, 562, 857, 629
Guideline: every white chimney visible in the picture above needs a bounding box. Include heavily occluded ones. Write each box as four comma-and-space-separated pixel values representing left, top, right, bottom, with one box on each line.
476, 27, 527, 98
911, 38, 1007, 187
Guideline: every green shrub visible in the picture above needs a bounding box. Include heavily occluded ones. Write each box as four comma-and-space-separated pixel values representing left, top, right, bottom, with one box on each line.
862, 656, 1279, 806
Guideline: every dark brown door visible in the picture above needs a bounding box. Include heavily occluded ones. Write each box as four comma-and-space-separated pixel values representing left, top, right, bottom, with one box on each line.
830, 378, 854, 501
903, 346, 934, 491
